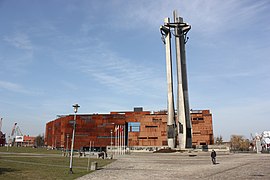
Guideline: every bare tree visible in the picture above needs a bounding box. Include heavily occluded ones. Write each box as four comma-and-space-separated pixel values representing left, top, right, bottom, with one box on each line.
230, 135, 250, 151
35, 134, 44, 147
215, 135, 223, 145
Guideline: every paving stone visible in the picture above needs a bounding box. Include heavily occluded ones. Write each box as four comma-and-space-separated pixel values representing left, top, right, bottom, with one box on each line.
77, 152, 270, 180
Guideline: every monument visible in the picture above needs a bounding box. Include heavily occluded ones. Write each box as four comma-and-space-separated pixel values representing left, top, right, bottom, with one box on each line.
160, 10, 192, 149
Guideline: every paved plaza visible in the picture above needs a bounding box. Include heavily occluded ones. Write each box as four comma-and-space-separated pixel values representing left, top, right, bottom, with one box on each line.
77, 152, 270, 180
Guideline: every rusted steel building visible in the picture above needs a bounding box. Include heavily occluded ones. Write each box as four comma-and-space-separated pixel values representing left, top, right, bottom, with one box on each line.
45, 108, 214, 150
191, 110, 214, 145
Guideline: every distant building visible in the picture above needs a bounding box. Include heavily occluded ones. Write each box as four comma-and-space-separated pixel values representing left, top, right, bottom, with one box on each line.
0, 131, 5, 146
45, 108, 214, 151
257, 131, 270, 152
22, 135, 36, 147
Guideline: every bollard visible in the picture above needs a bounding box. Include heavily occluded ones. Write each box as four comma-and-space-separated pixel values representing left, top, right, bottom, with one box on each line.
91, 161, 98, 170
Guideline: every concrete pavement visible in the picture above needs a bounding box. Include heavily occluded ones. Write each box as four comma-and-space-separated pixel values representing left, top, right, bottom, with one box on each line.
77, 152, 270, 180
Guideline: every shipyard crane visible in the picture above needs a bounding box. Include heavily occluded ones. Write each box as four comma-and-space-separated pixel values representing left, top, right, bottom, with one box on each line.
11, 123, 17, 137
15, 126, 23, 136
0, 118, 6, 146
10, 123, 17, 146
10, 123, 24, 146
0, 118, 2, 132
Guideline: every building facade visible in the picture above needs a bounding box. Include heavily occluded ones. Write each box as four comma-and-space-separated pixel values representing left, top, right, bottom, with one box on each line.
0, 131, 5, 146
45, 108, 214, 150
191, 110, 214, 145
22, 135, 36, 147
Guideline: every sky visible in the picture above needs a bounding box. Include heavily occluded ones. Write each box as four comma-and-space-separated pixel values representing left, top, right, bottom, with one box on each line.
0, 0, 269, 141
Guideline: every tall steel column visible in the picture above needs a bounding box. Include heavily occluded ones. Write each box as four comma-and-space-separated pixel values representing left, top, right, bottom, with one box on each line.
173, 11, 192, 149
174, 12, 186, 149
160, 11, 192, 149
160, 18, 176, 149
180, 17, 192, 149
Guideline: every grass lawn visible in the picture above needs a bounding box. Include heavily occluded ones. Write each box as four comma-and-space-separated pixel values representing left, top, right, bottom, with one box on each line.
0, 147, 115, 180
0, 146, 61, 154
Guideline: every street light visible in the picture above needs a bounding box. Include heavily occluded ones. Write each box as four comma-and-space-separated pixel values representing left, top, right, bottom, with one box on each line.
110, 129, 113, 146
69, 103, 80, 174
66, 134, 69, 157
110, 129, 113, 154
109, 123, 114, 153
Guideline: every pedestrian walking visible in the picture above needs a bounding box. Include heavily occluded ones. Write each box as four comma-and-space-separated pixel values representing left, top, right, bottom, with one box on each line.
211, 149, 216, 164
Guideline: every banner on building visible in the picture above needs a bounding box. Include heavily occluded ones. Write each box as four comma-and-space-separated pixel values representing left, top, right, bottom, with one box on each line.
15, 136, 24, 142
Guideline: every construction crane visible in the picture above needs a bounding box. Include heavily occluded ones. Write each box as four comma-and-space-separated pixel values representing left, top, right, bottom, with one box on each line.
16, 126, 23, 136
0, 118, 6, 146
10, 123, 17, 146
10, 123, 24, 146
11, 123, 17, 137
0, 118, 2, 132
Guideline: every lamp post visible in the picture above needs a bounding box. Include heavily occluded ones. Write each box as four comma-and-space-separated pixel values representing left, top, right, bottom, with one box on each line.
110, 129, 113, 154
110, 129, 113, 147
69, 103, 80, 174
109, 123, 114, 154
66, 134, 69, 157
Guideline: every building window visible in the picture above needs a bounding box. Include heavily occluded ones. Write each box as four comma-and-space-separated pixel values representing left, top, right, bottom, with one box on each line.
152, 118, 161, 122
97, 124, 106, 127
81, 116, 92, 121
193, 117, 204, 121
97, 136, 110, 138
148, 137, 158, 139
128, 122, 140, 132
138, 137, 147, 139
145, 125, 158, 128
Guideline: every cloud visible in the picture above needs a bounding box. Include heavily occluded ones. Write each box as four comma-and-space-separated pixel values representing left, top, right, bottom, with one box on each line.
191, 71, 251, 83
1, 32, 35, 76
4, 32, 33, 50
0, 49, 33, 76
0, 80, 26, 93
79, 49, 163, 95
113, 0, 269, 36
50, 36, 166, 97
187, 0, 270, 37
0, 80, 43, 95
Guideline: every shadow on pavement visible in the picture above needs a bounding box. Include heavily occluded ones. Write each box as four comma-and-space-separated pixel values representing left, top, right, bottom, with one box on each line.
0, 168, 17, 175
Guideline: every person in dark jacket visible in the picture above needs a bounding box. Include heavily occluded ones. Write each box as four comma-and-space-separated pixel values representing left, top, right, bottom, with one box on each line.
211, 149, 216, 164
